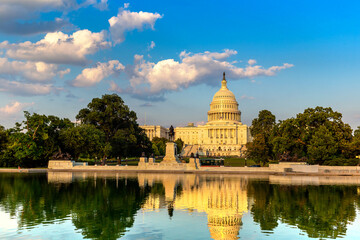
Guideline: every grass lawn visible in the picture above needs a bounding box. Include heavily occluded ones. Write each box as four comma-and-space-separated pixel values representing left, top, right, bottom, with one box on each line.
223, 158, 257, 167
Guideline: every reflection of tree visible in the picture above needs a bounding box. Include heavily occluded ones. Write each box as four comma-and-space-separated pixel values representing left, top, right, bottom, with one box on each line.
248, 182, 279, 231
2, 173, 360, 240
0, 173, 150, 240
248, 182, 358, 238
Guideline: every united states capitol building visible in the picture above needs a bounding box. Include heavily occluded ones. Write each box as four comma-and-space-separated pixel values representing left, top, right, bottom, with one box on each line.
140, 73, 252, 157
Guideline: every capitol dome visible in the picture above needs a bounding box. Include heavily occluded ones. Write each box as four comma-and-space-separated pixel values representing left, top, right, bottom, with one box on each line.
207, 73, 241, 123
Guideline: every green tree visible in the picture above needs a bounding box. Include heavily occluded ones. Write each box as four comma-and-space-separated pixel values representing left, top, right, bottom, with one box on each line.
175, 138, 184, 154
272, 118, 305, 160
76, 94, 152, 159
250, 110, 276, 136
152, 143, 160, 156
60, 124, 105, 160
296, 107, 352, 156
354, 127, 360, 137
2, 112, 72, 167
246, 110, 276, 164
271, 107, 353, 164
308, 125, 337, 164
347, 127, 360, 163
0, 125, 8, 153
0, 125, 9, 166
151, 137, 168, 156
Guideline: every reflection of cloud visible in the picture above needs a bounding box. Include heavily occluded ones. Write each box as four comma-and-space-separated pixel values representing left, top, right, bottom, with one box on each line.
117, 50, 293, 101
0, 209, 18, 230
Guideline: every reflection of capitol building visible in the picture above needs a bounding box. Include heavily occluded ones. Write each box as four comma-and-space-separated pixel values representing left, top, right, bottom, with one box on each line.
139, 174, 248, 240
140, 73, 252, 156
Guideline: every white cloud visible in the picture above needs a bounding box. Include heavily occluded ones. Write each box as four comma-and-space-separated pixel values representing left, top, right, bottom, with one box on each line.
0, 79, 60, 96
72, 60, 124, 87
58, 68, 71, 78
0, 57, 69, 82
0, 30, 110, 65
0, 0, 108, 35
139, 102, 153, 107
109, 81, 122, 92
0, 1, 70, 8
85, 0, 108, 10
109, 9, 162, 44
240, 95, 255, 100
148, 41, 155, 50
0, 101, 34, 116
111, 50, 293, 101
248, 59, 256, 65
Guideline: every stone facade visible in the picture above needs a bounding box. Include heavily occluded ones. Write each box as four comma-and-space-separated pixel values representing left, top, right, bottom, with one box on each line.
140, 73, 252, 157
141, 125, 170, 141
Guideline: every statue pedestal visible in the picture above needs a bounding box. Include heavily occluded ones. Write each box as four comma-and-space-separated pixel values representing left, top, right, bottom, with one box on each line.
138, 157, 148, 167
188, 157, 200, 169
48, 160, 75, 169
161, 142, 181, 163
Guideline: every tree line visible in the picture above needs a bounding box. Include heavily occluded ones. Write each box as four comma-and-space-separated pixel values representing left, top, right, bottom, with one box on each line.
1, 95, 359, 167
246, 107, 360, 165
0, 94, 153, 167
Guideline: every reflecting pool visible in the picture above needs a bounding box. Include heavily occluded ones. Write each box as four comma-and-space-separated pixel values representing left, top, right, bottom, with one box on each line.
1, 172, 360, 239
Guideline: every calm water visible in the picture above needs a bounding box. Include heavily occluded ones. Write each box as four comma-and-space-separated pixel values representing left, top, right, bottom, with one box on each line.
1, 173, 360, 240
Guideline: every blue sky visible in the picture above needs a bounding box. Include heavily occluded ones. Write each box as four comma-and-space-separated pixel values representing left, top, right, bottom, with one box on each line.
0, 0, 360, 130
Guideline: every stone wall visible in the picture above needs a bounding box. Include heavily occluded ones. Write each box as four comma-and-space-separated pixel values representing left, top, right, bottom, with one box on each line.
47, 160, 360, 175
269, 162, 318, 173
48, 160, 75, 169
319, 166, 360, 175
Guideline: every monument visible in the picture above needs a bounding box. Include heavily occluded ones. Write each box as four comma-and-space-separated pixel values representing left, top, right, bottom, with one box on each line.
161, 142, 181, 163
169, 125, 175, 142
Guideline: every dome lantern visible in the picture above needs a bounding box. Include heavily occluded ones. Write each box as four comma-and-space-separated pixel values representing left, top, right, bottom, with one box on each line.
221, 72, 228, 89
